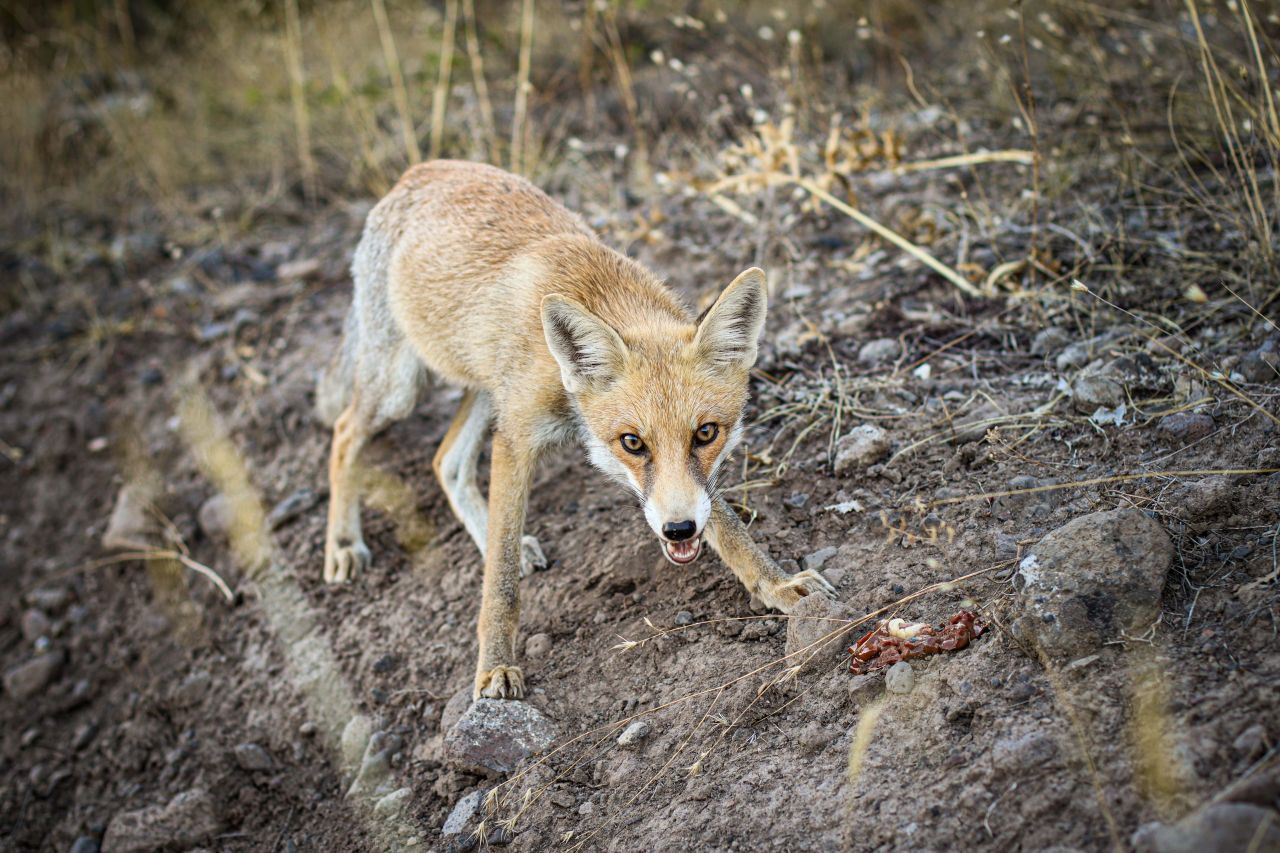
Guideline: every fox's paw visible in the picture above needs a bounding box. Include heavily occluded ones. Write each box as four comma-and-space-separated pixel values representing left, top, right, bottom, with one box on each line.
324, 539, 370, 584
762, 569, 835, 614
474, 665, 525, 700
520, 535, 547, 578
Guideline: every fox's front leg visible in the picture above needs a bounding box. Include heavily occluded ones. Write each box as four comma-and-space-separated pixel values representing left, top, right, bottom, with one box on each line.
473, 431, 535, 699
706, 496, 834, 612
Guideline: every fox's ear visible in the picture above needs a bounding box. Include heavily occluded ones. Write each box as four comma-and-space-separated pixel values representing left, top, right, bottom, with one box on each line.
542, 295, 629, 393
693, 267, 768, 371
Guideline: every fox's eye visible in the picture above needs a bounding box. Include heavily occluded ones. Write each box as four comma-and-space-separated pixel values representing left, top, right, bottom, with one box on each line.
694, 423, 719, 446
620, 433, 646, 454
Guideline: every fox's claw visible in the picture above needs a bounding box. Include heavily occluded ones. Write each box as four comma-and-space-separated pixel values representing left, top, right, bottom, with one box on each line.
324, 540, 371, 584
761, 568, 835, 613
520, 535, 547, 578
475, 665, 525, 700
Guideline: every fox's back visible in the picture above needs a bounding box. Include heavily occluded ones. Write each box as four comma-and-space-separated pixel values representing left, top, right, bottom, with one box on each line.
356, 161, 684, 402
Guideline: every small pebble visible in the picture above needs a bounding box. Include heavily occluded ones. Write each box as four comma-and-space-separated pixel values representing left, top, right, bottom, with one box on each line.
885, 661, 915, 694
616, 721, 651, 748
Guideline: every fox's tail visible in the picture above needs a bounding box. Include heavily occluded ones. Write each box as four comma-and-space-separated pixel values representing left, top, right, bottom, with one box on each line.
315, 307, 357, 426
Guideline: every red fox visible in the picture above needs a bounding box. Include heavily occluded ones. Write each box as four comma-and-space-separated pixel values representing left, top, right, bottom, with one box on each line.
317, 161, 833, 699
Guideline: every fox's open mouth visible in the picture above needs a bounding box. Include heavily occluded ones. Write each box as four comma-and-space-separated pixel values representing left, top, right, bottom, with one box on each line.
663, 535, 702, 565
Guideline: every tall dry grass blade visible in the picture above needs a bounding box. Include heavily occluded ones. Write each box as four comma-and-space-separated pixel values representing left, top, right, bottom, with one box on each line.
795, 178, 982, 297
461, 0, 498, 163
429, 0, 458, 160
510, 0, 535, 174
892, 150, 1034, 173
601, 6, 650, 187
371, 0, 421, 166
846, 699, 885, 786
283, 0, 317, 205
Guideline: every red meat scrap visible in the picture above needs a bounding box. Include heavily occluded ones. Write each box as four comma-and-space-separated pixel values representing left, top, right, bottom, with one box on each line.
848, 611, 988, 675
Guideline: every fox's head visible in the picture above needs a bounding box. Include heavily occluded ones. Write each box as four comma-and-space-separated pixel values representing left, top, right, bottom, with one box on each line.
542, 268, 767, 566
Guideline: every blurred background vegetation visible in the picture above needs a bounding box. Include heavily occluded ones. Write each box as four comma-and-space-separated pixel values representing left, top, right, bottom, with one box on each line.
1, 1, 1277, 302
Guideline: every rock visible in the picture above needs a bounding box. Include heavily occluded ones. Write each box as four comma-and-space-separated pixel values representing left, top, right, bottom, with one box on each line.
994, 532, 1020, 562
197, 494, 233, 541
821, 566, 847, 588
102, 482, 163, 551
276, 258, 322, 281
4, 650, 64, 699
442, 789, 486, 835
1031, 327, 1071, 357
991, 730, 1058, 775
524, 633, 552, 659
833, 424, 891, 474
340, 714, 374, 772
443, 700, 556, 775
1056, 327, 1132, 372
858, 338, 901, 365
1158, 412, 1214, 443
20, 609, 52, 643
27, 586, 72, 612
266, 489, 318, 530
673, 610, 694, 626
948, 402, 1002, 444
347, 731, 401, 799
1237, 337, 1279, 384
578, 801, 595, 816
616, 721, 651, 748
232, 743, 273, 771
69, 836, 100, 853
1015, 509, 1172, 659
373, 787, 413, 817
440, 688, 472, 734
169, 670, 211, 709
1173, 476, 1236, 519
782, 492, 809, 509
801, 546, 839, 572
784, 594, 856, 673
884, 661, 915, 694
1132, 803, 1280, 853
1232, 723, 1267, 762
797, 722, 835, 755
73, 721, 99, 750
101, 788, 220, 853
1070, 366, 1124, 412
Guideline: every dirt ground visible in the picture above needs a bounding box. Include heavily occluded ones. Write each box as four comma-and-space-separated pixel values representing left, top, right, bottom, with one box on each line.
3, 3, 1280, 852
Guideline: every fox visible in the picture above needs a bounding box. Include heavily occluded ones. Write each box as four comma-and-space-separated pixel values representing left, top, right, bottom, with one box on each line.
317, 160, 834, 700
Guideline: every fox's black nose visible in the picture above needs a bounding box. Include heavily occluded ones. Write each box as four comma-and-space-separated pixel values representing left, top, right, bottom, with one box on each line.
663, 520, 697, 541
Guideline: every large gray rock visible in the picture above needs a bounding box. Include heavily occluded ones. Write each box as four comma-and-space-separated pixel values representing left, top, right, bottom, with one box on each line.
1132, 803, 1280, 853
444, 700, 556, 775
1015, 509, 1172, 659
784, 594, 856, 673
101, 788, 220, 853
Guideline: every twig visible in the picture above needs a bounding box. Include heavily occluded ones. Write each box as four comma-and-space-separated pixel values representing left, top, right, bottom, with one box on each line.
510, 0, 535, 174
282, 0, 316, 204
428, 0, 458, 160
794, 178, 982, 297
371, 0, 421, 165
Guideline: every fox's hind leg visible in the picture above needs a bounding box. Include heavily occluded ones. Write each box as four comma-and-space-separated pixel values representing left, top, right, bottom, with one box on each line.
324, 345, 423, 583
432, 390, 547, 577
